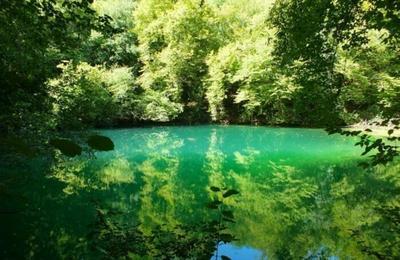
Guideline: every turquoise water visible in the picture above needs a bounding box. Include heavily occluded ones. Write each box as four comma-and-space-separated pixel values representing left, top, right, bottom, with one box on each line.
1, 125, 399, 259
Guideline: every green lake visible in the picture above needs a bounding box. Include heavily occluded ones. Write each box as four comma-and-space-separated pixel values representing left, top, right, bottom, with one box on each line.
1, 125, 399, 259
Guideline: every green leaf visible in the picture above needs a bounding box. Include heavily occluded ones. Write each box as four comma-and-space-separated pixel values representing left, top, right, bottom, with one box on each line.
219, 233, 234, 243
209, 220, 219, 226
222, 217, 236, 223
358, 161, 370, 169
50, 138, 82, 157
388, 129, 394, 135
206, 200, 222, 209
203, 225, 218, 232
223, 189, 239, 198
210, 186, 221, 192
221, 256, 231, 260
87, 135, 114, 151
222, 210, 234, 219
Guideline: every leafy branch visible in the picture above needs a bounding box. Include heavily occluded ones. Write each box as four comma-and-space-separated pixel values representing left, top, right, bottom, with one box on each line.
207, 186, 240, 260
327, 119, 399, 168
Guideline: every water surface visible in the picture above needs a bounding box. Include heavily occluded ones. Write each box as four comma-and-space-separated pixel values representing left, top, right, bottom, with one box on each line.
1, 126, 399, 259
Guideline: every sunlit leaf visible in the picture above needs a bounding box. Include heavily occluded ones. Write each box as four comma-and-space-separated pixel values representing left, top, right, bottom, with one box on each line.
87, 135, 114, 151
50, 138, 82, 157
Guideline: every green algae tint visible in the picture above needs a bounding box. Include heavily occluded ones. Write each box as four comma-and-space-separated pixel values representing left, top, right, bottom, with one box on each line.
1, 126, 399, 259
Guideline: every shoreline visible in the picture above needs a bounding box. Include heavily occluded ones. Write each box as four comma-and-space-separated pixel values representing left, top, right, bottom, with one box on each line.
345, 123, 400, 137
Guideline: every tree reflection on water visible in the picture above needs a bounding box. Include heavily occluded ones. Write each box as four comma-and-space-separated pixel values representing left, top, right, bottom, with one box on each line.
1, 127, 399, 259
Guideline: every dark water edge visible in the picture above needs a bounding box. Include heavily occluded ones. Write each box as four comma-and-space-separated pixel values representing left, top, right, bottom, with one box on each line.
1, 126, 399, 259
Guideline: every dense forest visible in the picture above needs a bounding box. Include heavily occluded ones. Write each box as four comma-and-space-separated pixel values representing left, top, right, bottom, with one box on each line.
1, 0, 400, 259
1, 0, 399, 138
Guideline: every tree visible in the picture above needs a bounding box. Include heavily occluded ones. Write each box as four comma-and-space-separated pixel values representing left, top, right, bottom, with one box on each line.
270, 0, 400, 163
0, 0, 109, 136
134, 0, 228, 122
78, 0, 140, 70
